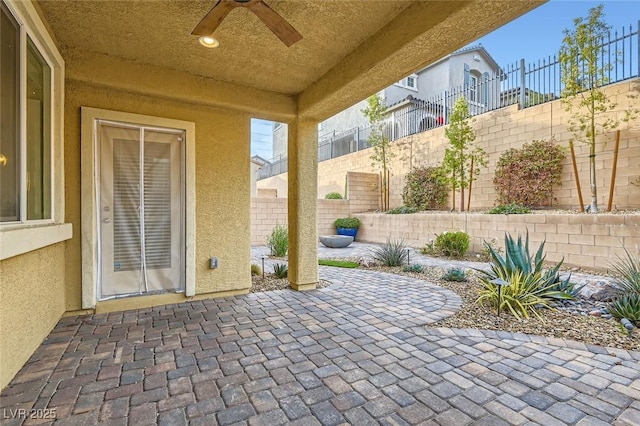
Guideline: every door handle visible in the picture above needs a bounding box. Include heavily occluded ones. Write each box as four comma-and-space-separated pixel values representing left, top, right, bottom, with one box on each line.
103, 218, 111, 223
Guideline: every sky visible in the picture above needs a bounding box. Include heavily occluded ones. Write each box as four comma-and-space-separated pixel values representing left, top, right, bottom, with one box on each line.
250, 0, 638, 160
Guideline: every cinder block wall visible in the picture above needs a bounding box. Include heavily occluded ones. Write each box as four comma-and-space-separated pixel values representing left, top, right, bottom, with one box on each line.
251, 171, 379, 245
347, 172, 380, 213
259, 79, 640, 210
354, 212, 640, 271
251, 199, 350, 245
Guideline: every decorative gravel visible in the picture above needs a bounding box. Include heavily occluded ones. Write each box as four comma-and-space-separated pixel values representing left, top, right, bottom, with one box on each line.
251, 275, 331, 292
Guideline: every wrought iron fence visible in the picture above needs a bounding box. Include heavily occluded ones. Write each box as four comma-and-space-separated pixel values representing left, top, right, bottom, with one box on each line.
258, 21, 639, 180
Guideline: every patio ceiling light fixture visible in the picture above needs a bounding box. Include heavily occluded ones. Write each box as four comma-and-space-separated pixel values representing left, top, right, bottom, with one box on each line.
199, 36, 220, 48
192, 0, 302, 47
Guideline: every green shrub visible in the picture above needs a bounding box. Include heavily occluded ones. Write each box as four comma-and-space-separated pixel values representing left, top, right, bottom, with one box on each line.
493, 138, 565, 207
403, 263, 424, 273
334, 217, 360, 229
251, 264, 262, 276
402, 165, 448, 210
610, 248, 640, 295
267, 223, 288, 257
434, 231, 470, 258
442, 267, 467, 282
272, 263, 288, 279
325, 192, 343, 199
387, 205, 419, 214
488, 203, 531, 215
477, 232, 573, 319
372, 238, 408, 267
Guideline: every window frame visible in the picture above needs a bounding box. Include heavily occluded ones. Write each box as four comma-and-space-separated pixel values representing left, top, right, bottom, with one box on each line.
1, 3, 54, 225
405, 75, 417, 90
0, 0, 69, 260
393, 74, 418, 92
469, 74, 478, 103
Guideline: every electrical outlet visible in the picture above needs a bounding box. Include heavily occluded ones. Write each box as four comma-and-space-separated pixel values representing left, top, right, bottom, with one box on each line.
209, 257, 218, 269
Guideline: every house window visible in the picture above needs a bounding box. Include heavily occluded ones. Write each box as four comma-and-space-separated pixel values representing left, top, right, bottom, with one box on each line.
394, 74, 418, 91
1, 2, 52, 223
469, 75, 478, 103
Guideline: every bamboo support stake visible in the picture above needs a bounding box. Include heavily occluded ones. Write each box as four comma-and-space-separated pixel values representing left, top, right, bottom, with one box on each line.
569, 140, 585, 212
386, 169, 390, 212
467, 157, 474, 211
379, 171, 383, 211
607, 130, 621, 212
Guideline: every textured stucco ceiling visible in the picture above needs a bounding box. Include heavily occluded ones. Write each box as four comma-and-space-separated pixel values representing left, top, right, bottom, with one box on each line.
36, 0, 414, 94
35, 0, 544, 119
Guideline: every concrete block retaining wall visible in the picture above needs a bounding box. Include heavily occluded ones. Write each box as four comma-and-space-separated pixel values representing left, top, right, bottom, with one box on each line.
258, 79, 640, 210
353, 212, 640, 271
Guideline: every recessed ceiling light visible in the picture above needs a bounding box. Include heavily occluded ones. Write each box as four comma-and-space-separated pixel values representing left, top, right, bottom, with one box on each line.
199, 36, 219, 48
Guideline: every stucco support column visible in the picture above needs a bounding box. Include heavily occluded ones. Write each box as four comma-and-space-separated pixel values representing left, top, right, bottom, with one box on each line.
287, 117, 319, 291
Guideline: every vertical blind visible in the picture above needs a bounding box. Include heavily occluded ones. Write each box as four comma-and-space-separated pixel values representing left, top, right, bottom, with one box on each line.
112, 139, 173, 272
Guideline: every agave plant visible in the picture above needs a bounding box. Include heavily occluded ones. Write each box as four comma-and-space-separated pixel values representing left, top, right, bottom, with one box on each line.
442, 267, 467, 282
607, 294, 640, 324
477, 232, 574, 319
372, 238, 408, 267
403, 263, 424, 273
272, 263, 288, 279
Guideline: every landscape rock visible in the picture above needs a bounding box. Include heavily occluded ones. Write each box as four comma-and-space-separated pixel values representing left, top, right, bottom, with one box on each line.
590, 284, 621, 302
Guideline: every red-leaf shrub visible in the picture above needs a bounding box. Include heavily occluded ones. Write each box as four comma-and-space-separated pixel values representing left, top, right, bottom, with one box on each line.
402, 165, 448, 210
493, 139, 565, 207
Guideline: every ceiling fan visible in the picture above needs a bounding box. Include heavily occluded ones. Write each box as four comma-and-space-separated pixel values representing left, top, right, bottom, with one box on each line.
192, 0, 302, 47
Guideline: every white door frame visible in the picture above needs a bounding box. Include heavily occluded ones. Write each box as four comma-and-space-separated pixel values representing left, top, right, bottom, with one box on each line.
81, 107, 196, 309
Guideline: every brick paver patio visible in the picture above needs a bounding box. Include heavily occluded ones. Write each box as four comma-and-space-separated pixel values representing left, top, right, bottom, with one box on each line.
1, 263, 639, 425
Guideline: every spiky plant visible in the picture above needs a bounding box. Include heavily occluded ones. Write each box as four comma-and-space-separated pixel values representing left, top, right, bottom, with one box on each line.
272, 263, 288, 279
607, 294, 640, 324
372, 238, 408, 267
609, 248, 640, 295
477, 232, 574, 319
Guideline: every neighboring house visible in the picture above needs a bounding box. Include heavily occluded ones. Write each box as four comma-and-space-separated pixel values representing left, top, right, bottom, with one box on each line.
272, 44, 502, 160
250, 156, 267, 197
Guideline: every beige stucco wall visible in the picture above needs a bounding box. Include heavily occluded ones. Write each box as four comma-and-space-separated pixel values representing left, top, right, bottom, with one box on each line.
260, 79, 640, 210
0, 243, 66, 389
65, 80, 252, 310
354, 212, 639, 271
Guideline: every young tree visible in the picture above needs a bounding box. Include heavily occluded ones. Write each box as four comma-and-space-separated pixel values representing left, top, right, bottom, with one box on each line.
363, 94, 394, 211
559, 4, 617, 213
442, 97, 486, 212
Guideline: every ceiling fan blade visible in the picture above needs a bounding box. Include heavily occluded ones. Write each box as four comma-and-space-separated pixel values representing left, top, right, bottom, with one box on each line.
246, 0, 302, 47
192, 0, 237, 36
